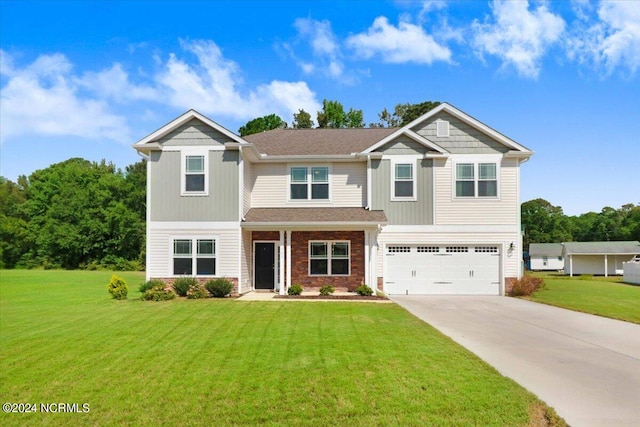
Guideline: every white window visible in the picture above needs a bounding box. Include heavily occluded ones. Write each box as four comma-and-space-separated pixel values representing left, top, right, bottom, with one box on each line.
390, 157, 418, 201
436, 120, 450, 137
289, 166, 329, 201
309, 241, 350, 276
181, 151, 208, 195
455, 162, 498, 198
172, 238, 216, 276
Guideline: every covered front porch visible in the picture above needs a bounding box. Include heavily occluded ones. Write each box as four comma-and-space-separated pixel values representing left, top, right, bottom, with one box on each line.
241, 208, 387, 294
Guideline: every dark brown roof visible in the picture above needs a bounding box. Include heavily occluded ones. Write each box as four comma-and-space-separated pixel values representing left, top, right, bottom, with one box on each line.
243, 208, 387, 224
242, 128, 397, 156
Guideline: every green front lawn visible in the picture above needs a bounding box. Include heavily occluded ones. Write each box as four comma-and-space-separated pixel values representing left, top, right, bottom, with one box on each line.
527, 272, 640, 324
1, 270, 561, 426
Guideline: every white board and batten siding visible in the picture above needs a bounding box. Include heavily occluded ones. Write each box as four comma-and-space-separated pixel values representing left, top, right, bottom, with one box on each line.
147, 222, 241, 280
250, 162, 367, 208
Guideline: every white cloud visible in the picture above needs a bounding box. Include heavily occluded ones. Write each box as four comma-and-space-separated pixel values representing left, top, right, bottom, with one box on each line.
0, 51, 130, 144
156, 39, 321, 121
78, 63, 159, 103
471, 0, 565, 79
289, 18, 350, 82
345, 16, 452, 64
566, 1, 640, 76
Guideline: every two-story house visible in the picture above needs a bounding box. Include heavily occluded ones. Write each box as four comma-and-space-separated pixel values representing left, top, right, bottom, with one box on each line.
133, 103, 532, 296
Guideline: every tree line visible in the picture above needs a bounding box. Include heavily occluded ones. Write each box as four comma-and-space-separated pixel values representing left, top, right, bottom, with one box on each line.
238, 99, 441, 136
522, 198, 640, 250
0, 158, 146, 270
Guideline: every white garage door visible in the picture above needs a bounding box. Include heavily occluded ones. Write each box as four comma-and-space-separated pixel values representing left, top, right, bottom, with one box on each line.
384, 245, 500, 295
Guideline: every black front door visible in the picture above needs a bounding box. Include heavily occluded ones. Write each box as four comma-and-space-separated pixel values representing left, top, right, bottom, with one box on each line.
255, 243, 275, 290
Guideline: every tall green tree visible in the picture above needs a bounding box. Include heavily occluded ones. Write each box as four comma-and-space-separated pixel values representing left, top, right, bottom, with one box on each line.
238, 114, 286, 136
292, 109, 314, 128
20, 158, 144, 269
521, 198, 572, 249
0, 176, 29, 268
374, 101, 440, 127
316, 99, 364, 128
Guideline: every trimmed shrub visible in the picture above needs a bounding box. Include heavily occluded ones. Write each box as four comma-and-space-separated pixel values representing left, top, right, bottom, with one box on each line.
139, 279, 165, 293
319, 285, 335, 296
205, 278, 234, 298
107, 274, 128, 300
509, 275, 545, 297
288, 284, 303, 295
142, 284, 176, 301
355, 284, 374, 296
187, 282, 209, 299
173, 277, 198, 297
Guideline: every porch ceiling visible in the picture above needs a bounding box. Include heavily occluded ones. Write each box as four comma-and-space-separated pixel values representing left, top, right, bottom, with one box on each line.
242, 207, 387, 229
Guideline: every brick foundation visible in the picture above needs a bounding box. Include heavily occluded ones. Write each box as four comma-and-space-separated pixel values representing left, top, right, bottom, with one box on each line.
252, 231, 280, 241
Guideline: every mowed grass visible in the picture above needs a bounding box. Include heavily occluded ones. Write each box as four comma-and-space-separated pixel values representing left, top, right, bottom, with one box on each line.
1, 270, 557, 426
527, 273, 640, 324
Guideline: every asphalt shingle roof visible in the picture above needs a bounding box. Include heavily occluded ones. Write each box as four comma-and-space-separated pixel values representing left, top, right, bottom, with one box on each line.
529, 243, 564, 257
242, 128, 398, 156
562, 241, 640, 255
242, 207, 387, 224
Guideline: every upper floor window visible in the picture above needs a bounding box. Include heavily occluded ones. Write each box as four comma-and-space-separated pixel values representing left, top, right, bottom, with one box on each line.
455, 162, 498, 198
290, 166, 329, 201
182, 152, 208, 195
390, 157, 417, 201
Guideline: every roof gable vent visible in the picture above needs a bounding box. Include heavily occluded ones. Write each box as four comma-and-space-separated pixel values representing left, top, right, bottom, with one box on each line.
436, 120, 450, 137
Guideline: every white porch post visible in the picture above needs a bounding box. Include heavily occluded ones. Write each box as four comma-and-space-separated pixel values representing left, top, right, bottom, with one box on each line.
364, 230, 370, 287
371, 230, 379, 291
286, 230, 292, 293
279, 230, 285, 295
569, 255, 573, 277
604, 254, 608, 277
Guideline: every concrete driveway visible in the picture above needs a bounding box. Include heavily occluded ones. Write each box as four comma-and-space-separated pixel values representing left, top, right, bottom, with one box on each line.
391, 296, 640, 427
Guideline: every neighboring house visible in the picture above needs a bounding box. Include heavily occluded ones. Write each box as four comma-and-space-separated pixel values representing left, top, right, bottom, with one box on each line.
133, 103, 533, 296
623, 255, 640, 285
562, 241, 640, 276
529, 243, 564, 271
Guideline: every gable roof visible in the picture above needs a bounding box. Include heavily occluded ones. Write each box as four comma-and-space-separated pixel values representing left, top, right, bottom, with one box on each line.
529, 243, 564, 257
132, 109, 246, 152
398, 102, 532, 156
562, 241, 640, 255
242, 128, 397, 156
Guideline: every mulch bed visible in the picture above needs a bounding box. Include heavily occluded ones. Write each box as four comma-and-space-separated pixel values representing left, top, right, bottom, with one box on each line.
274, 295, 388, 300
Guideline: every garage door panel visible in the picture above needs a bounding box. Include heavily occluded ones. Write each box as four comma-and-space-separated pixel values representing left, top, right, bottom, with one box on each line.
385, 244, 500, 295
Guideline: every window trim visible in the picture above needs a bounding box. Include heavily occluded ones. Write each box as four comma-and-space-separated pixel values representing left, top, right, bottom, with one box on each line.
452, 156, 500, 200
171, 236, 218, 277
308, 240, 351, 276
181, 150, 209, 196
287, 164, 331, 202
390, 157, 418, 201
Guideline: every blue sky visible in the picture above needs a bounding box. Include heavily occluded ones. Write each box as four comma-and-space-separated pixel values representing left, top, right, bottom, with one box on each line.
1, 0, 638, 216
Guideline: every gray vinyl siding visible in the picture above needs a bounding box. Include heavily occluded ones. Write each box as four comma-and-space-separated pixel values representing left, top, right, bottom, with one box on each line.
374, 137, 430, 155
370, 159, 433, 225
159, 118, 233, 146
149, 150, 239, 221
413, 111, 509, 154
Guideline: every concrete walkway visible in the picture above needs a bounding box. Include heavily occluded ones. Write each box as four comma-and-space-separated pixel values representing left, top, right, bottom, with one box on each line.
391, 296, 640, 427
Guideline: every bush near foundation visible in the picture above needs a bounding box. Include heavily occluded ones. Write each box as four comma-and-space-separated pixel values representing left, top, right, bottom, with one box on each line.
173, 277, 198, 297
288, 284, 303, 295
509, 276, 545, 297
319, 285, 335, 296
355, 284, 374, 296
205, 278, 234, 298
